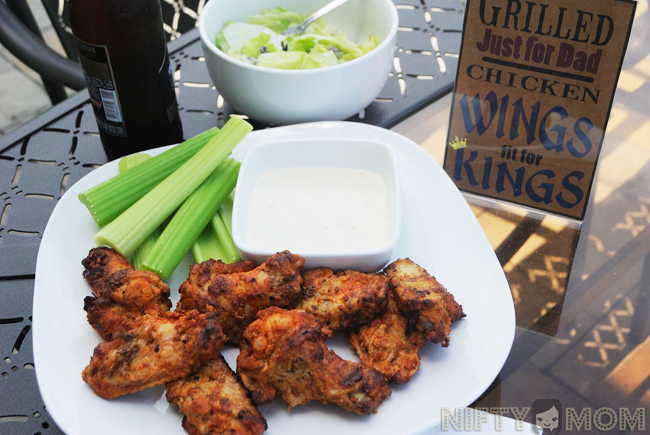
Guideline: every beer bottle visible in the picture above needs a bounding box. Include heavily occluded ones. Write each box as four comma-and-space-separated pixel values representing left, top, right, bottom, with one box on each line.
69, 0, 183, 160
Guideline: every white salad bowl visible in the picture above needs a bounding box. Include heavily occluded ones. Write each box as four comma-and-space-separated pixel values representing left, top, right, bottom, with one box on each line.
198, 0, 398, 125
232, 137, 401, 271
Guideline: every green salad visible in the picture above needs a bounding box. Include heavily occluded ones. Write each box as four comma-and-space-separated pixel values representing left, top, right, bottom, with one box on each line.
215, 7, 380, 69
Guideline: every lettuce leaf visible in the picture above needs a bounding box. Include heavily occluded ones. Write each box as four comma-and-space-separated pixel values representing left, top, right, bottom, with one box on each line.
247, 7, 306, 33
241, 33, 279, 58
217, 22, 268, 53
287, 36, 317, 53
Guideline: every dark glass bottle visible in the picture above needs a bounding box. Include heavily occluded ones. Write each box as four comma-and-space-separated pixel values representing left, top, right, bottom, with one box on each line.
69, 0, 183, 160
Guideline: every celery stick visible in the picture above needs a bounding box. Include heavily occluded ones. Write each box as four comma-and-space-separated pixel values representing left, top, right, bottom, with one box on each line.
95, 117, 252, 257
131, 226, 163, 269
192, 216, 225, 264
219, 191, 235, 234
192, 211, 241, 264
142, 158, 241, 279
212, 210, 240, 262
117, 154, 167, 270
118, 153, 151, 173
79, 127, 219, 227
116, 153, 159, 268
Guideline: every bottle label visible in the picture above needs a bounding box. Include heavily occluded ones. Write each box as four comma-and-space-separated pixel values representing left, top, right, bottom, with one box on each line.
75, 38, 127, 137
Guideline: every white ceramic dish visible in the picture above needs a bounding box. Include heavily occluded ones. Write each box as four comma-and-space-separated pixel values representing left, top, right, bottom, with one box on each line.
232, 138, 401, 271
33, 122, 515, 435
198, 0, 398, 125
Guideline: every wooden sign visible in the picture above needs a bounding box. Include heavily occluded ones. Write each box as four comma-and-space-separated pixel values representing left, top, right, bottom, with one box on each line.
444, 0, 636, 220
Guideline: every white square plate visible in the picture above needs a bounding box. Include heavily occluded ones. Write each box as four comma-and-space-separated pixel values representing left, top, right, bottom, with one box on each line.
33, 121, 515, 435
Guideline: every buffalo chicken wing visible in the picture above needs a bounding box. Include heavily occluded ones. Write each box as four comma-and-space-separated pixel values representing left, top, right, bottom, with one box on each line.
81, 247, 171, 340
237, 307, 391, 415
384, 258, 465, 347
349, 293, 425, 384
295, 268, 390, 330
177, 251, 305, 343
166, 354, 267, 435
82, 311, 226, 399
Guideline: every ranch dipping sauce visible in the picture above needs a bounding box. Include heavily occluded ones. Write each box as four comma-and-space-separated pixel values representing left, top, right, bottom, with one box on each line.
245, 167, 390, 252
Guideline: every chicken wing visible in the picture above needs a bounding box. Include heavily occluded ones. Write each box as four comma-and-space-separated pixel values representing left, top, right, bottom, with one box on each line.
349, 294, 425, 384
237, 307, 391, 415
82, 246, 133, 296
81, 247, 171, 340
384, 258, 465, 347
295, 268, 390, 330
82, 311, 225, 399
166, 354, 267, 435
177, 251, 305, 343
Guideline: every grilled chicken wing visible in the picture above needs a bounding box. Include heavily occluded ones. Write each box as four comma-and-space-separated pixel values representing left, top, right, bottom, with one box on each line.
166, 354, 267, 435
83, 268, 172, 341
82, 311, 225, 399
384, 258, 465, 347
237, 307, 391, 415
81, 247, 171, 340
82, 246, 134, 296
177, 251, 305, 343
295, 268, 390, 330
349, 293, 425, 384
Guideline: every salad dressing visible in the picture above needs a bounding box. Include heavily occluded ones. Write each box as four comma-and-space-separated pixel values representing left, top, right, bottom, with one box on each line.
245, 167, 390, 252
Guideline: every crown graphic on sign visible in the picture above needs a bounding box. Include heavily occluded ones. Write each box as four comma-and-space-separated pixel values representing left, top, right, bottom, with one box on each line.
449, 136, 467, 150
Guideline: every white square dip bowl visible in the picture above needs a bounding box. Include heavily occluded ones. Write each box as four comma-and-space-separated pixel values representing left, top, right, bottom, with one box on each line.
232, 138, 401, 272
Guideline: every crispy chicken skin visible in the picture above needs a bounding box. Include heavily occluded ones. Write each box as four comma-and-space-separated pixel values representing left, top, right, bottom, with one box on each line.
177, 251, 305, 343
82, 311, 226, 399
83, 268, 172, 340
81, 248, 171, 340
296, 268, 390, 330
349, 294, 425, 384
82, 247, 133, 296
237, 307, 391, 415
443, 292, 466, 322
384, 259, 465, 347
166, 354, 267, 435
183, 258, 258, 281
